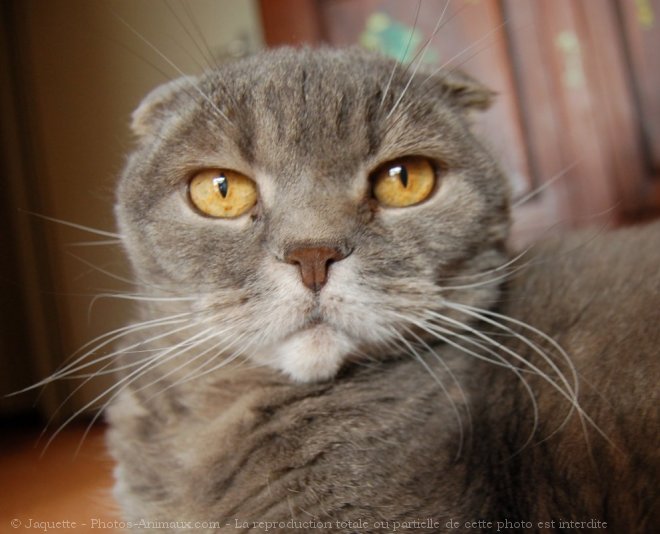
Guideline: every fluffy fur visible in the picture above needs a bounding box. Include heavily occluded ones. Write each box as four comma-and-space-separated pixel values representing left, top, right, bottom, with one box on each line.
107, 48, 659, 532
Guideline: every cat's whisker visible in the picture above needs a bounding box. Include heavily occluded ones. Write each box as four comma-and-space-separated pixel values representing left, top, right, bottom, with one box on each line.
62, 332, 215, 379
45, 318, 198, 384
51, 323, 218, 456
91, 292, 196, 303
392, 336, 467, 456
166, 332, 255, 390
439, 265, 524, 292
124, 327, 219, 398
408, 315, 541, 452
24, 211, 122, 239
36, 320, 207, 437
179, 0, 221, 70
113, 13, 232, 126
386, 0, 452, 120
512, 161, 580, 209
379, 0, 423, 109
444, 302, 579, 401
441, 302, 592, 445
163, 0, 215, 71
394, 322, 470, 459
132, 323, 252, 399
437, 244, 536, 283
142, 337, 229, 400
430, 305, 611, 448
426, 309, 576, 415
67, 239, 123, 247
66, 251, 137, 287
421, 21, 507, 90
64, 310, 196, 362
87, 292, 196, 317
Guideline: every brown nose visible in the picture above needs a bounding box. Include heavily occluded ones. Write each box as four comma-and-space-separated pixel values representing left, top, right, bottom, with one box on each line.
285, 246, 347, 292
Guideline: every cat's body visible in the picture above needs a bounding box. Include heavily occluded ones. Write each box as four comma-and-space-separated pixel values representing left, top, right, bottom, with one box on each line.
107, 48, 659, 532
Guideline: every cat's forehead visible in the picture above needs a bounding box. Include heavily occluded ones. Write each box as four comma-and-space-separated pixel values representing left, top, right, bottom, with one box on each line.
190, 48, 461, 178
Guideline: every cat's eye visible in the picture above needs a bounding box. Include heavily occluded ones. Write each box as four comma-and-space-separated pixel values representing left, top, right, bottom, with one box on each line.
189, 169, 257, 218
371, 156, 436, 208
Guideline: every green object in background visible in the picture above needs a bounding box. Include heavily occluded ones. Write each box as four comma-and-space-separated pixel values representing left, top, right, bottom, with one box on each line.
360, 12, 438, 64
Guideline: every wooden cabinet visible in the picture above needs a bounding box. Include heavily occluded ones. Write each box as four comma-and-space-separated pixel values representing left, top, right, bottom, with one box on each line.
260, 0, 660, 242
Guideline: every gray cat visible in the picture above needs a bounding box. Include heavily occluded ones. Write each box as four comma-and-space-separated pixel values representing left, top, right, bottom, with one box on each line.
106, 48, 659, 533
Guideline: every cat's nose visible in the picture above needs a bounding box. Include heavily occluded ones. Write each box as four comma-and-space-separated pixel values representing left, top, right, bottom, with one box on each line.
285, 246, 347, 292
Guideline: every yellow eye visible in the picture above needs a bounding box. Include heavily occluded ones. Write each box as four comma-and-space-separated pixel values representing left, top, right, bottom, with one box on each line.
372, 156, 436, 207
189, 169, 257, 218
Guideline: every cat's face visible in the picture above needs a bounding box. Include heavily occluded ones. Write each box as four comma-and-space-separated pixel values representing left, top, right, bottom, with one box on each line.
116, 48, 510, 382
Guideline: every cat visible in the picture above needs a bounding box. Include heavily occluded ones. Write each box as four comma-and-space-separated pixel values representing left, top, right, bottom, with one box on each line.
104, 47, 659, 532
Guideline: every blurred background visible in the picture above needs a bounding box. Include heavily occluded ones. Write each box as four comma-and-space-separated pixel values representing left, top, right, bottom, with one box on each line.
1, 0, 659, 424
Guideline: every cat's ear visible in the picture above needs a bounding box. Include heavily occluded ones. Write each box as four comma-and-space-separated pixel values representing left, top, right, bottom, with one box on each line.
434, 70, 495, 112
131, 76, 197, 138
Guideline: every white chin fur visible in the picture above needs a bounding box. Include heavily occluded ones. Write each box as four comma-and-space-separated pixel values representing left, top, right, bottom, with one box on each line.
273, 325, 354, 382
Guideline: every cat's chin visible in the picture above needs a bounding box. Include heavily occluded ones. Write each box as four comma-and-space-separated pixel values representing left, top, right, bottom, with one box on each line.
271, 325, 354, 383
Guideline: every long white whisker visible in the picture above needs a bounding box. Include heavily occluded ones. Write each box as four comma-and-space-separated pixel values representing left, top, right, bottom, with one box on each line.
394, 323, 468, 459
67, 239, 123, 247
379, 0, 423, 108
387, 0, 451, 120
443, 302, 584, 444
512, 161, 580, 208
419, 21, 507, 90
402, 314, 540, 451
49, 324, 214, 455
24, 211, 122, 238
163, 0, 215, 71
48, 318, 196, 382
113, 14, 232, 126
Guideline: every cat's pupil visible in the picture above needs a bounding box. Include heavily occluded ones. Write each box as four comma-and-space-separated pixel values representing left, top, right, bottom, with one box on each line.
389, 165, 408, 188
213, 175, 229, 198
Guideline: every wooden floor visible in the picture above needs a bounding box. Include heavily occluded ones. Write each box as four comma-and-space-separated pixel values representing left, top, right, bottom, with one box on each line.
0, 422, 120, 533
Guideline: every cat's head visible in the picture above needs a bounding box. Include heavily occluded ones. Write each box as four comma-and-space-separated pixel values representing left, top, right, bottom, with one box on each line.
116, 47, 510, 382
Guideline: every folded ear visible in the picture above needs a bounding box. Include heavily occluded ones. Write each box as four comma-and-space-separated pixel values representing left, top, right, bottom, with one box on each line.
131, 76, 197, 138
434, 69, 495, 112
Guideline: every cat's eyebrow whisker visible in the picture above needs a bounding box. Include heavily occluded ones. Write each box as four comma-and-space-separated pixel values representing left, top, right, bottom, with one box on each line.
379, 0, 423, 109
113, 13, 232, 126
179, 0, 221, 70
163, 0, 215, 71
386, 0, 452, 120
420, 21, 507, 90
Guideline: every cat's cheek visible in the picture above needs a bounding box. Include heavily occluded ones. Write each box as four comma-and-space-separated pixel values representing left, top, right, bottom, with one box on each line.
272, 326, 354, 383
